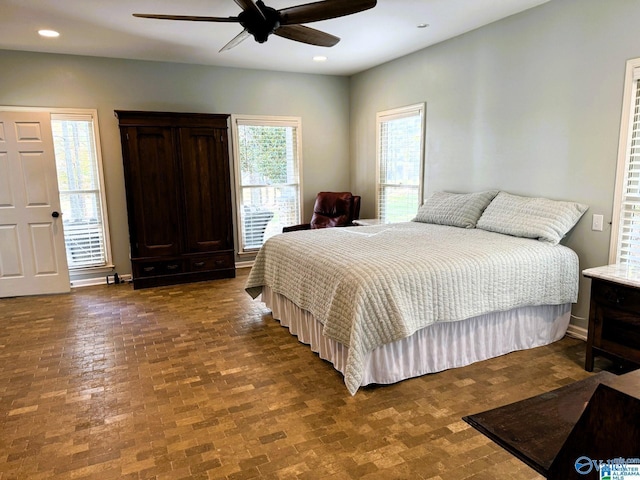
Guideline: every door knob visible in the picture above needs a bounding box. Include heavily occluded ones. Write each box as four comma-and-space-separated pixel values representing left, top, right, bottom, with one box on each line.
52, 211, 60, 218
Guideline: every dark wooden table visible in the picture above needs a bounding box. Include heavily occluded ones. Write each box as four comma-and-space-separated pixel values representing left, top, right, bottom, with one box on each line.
463, 369, 640, 478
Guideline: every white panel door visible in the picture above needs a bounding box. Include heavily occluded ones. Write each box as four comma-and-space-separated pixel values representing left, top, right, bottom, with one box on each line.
0, 111, 70, 297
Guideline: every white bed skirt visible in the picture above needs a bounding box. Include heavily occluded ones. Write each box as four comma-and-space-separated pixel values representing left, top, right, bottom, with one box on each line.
261, 286, 571, 388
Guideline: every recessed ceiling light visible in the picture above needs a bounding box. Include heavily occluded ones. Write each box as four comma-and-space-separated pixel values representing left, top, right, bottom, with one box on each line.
313, 55, 328, 62
38, 29, 60, 38
417, 23, 429, 29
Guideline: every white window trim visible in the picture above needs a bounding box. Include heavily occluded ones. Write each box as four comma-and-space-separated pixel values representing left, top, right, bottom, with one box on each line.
610, 58, 640, 264
0, 105, 114, 274
375, 103, 426, 221
230, 114, 303, 255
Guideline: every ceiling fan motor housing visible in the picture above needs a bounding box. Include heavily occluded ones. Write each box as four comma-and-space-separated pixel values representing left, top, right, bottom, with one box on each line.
239, 1, 281, 43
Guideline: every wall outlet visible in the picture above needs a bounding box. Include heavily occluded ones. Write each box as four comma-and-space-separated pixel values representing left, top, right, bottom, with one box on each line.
592, 214, 604, 232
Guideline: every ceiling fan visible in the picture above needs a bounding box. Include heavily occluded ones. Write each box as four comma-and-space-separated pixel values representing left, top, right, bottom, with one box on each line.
133, 0, 377, 52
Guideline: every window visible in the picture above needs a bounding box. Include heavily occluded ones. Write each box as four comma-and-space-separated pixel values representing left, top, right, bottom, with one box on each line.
611, 59, 640, 265
376, 103, 425, 223
232, 115, 302, 254
51, 112, 112, 270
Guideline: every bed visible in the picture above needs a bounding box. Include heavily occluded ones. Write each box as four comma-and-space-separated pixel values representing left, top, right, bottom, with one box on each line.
245, 191, 588, 394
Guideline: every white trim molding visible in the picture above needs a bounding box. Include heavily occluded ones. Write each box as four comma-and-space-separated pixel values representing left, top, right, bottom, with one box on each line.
566, 323, 587, 341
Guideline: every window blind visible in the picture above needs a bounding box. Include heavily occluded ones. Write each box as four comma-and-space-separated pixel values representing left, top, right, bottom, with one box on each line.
376, 104, 425, 223
617, 70, 640, 265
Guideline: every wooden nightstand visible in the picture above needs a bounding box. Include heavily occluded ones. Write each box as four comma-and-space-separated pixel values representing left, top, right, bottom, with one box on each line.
582, 264, 640, 371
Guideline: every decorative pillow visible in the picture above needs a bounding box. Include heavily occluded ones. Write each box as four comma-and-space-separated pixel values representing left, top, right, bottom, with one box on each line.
412, 190, 499, 228
476, 191, 588, 244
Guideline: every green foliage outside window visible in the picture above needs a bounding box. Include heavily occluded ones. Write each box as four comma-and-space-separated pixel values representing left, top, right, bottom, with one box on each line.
238, 126, 291, 185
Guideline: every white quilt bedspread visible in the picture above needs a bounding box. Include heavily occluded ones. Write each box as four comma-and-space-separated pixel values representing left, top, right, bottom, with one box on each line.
245, 222, 579, 394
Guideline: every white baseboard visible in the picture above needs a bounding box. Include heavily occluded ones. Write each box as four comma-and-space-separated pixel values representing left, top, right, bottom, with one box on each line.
69, 261, 254, 289
70, 273, 132, 288
566, 323, 587, 341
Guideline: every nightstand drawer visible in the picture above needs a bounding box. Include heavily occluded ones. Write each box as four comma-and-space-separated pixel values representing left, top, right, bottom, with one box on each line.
599, 305, 640, 349
591, 279, 640, 312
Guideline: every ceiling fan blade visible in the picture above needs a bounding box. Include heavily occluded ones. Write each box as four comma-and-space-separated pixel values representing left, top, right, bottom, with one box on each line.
233, 0, 266, 20
219, 29, 252, 52
274, 25, 339, 47
279, 0, 376, 25
133, 13, 239, 23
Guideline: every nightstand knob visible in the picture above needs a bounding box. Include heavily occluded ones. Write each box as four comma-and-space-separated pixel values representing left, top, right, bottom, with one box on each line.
605, 289, 625, 304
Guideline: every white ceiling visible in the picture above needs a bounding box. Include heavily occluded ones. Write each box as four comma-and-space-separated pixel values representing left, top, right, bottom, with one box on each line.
0, 0, 549, 76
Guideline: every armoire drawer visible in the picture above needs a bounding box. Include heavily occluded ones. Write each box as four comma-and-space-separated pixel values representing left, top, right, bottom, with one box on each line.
189, 253, 234, 272
134, 260, 186, 278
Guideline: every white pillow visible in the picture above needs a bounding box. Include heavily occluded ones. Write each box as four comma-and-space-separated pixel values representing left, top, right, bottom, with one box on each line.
412, 190, 499, 229
476, 192, 588, 244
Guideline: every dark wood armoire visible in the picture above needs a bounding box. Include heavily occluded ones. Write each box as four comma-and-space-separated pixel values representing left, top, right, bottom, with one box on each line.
115, 111, 235, 289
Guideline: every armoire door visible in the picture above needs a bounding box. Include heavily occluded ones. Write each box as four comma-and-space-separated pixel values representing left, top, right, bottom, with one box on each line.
121, 126, 182, 258
179, 126, 233, 253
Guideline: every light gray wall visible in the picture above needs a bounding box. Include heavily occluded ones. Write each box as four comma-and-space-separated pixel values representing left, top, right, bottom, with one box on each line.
0, 49, 350, 279
349, 0, 640, 329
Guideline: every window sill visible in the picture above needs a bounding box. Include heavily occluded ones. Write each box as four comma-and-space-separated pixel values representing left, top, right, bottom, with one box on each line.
69, 264, 115, 276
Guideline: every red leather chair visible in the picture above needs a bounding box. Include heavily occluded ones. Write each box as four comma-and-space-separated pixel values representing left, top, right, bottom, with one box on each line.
283, 192, 361, 232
